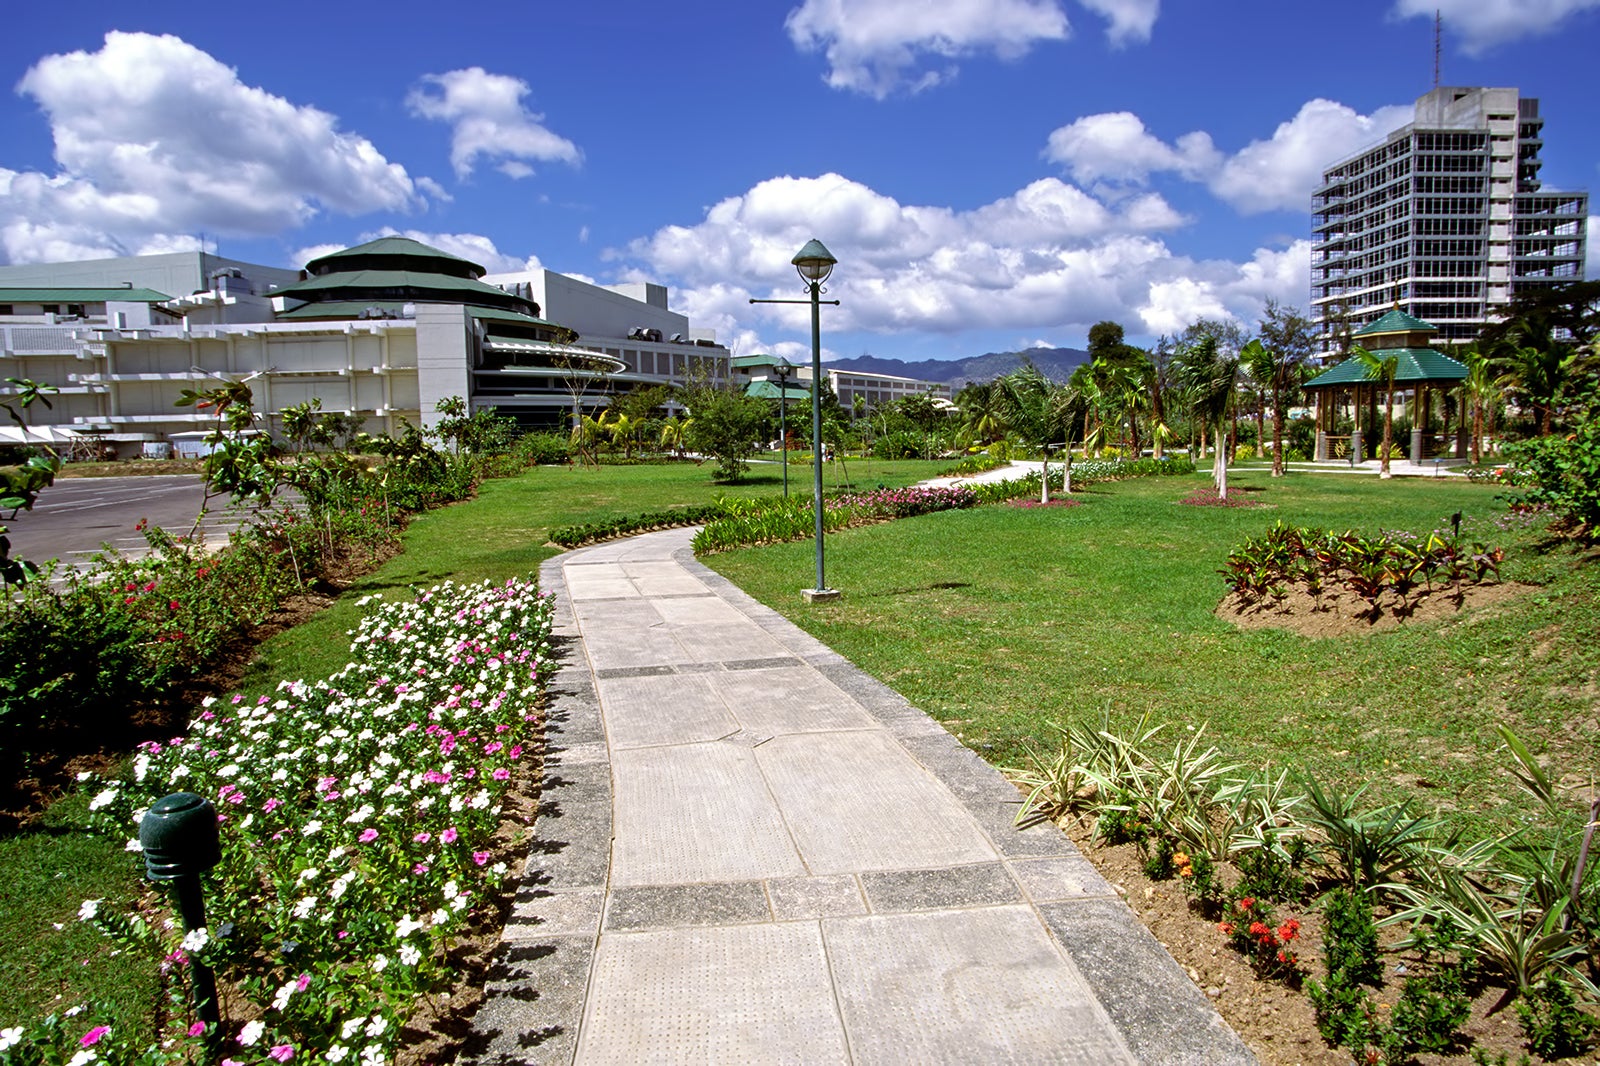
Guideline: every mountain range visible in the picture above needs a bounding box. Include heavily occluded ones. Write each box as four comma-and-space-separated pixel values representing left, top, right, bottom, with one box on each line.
827, 347, 1090, 388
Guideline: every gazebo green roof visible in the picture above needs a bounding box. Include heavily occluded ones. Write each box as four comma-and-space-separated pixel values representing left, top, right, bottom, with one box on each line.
1354, 309, 1437, 337
731, 353, 796, 370
1304, 347, 1468, 388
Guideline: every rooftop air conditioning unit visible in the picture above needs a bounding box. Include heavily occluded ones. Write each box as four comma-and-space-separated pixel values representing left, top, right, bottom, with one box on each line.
670, 333, 685, 343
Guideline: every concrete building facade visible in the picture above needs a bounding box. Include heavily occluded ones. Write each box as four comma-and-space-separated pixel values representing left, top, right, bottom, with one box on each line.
1310, 86, 1588, 361
0, 240, 727, 454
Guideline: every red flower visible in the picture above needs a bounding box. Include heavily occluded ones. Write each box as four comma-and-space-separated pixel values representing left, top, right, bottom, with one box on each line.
1217, 922, 1234, 935
1237, 897, 1254, 910
1278, 919, 1300, 942
169, 600, 181, 611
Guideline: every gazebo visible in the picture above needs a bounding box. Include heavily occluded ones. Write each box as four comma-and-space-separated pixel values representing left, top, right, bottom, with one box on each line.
1304, 310, 1469, 463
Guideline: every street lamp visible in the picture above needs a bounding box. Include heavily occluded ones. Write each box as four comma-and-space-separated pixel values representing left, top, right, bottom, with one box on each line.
773, 358, 794, 497
750, 239, 841, 602
793, 240, 838, 602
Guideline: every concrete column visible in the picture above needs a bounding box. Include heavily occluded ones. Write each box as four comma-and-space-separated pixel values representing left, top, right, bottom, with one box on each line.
414, 304, 472, 431
1409, 384, 1427, 464
1350, 428, 1363, 463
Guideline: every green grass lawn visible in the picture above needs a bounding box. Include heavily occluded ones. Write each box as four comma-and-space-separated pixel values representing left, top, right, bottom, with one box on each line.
239, 457, 944, 689
704, 469, 1600, 831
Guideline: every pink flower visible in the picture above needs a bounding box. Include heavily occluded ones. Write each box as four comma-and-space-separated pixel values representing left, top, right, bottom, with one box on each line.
295, 973, 310, 992
268, 1044, 294, 1062
492, 768, 510, 781
441, 827, 458, 844
263, 798, 282, 813
473, 851, 491, 866
81, 1026, 111, 1047
413, 863, 430, 874
189, 1022, 207, 1037
413, 832, 431, 844
359, 828, 379, 843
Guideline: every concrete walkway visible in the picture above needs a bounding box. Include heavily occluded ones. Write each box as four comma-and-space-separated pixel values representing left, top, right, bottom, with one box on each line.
467, 529, 1253, 1065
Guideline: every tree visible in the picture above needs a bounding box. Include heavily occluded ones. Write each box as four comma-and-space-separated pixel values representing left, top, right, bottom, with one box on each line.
0, 378, 62, 586
1480, 279, 1600, 352
994, 366, 1062, 502
1179, 335, 1242, 498
681, 383, 766, 482
1351, 345, 1400, 478
1459, 341, 1498, 464
956, 381, 1007, 444
1253, 301, 1316, 476
1493, 316, 1584, 437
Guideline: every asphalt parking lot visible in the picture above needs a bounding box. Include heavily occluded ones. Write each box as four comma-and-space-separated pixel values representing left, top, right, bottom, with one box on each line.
4, 475, 274, 571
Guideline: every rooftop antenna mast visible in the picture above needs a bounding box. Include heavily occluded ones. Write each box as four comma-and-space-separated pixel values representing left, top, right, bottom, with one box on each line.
1433, 8, 1441, 87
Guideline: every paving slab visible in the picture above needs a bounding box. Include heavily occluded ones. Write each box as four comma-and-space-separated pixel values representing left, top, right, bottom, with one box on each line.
467, 528, 1255, 1065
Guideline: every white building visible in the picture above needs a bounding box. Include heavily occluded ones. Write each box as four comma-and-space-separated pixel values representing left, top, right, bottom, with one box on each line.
0, 239, 728, 455
1310, 86, 1588, 360
729, 354, 950, 412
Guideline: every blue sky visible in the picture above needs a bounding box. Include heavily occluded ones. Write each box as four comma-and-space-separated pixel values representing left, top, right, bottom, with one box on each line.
3, 0, 1597, 364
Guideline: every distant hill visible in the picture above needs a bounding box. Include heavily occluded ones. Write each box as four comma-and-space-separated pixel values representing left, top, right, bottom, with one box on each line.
828, 347, 1089, 388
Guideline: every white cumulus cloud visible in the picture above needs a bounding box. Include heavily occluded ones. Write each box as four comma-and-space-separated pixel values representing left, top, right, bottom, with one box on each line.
1045, 99, 1412, 215
1076, 0, 1160, 44
1393, 0, 1600, 54
620, 171, 1300, 351
406, 68, 581, 181
1044, 112, 1218, 186
0, 31, 422, 264
785, 0, 1071, 97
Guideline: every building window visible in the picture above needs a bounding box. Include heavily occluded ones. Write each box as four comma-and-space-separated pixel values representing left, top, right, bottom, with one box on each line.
0, 305, 11, 315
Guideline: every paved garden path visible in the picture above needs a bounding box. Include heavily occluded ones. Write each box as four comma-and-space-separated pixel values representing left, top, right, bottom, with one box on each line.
466, 527, 1254, 1065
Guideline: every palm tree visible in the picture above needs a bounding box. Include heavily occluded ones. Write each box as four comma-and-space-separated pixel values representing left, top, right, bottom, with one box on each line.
956, 381, 1007, 444
659, 414, 691, 457
1178, 335, 1242, 499
570, 409, 616, 465
1458, 341, 1497, 464
995, 367, 1058, 502
1351, 345, 1399, 478
1496, 338, 1576, 437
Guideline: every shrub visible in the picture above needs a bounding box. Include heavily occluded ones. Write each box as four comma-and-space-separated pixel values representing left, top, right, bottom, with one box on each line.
1389, 967, 1471, 1055
872, 430, 923, 460
1516, 979, 1599, 1059
514, 431, 573, 466
1234, 444, 1256, 461
1501, 386, 1600, 537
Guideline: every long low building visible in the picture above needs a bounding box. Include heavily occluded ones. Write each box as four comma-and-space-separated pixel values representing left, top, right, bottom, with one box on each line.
0, 239, 729, 455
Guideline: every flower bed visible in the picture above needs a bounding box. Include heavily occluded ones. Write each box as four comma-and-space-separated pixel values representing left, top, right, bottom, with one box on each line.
969, 456, 1195, 504
691, 486, 977, 553
10, 577, 555, 1065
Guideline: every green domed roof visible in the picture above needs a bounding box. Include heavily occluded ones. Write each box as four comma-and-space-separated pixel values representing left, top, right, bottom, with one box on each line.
304, 236, 485, 280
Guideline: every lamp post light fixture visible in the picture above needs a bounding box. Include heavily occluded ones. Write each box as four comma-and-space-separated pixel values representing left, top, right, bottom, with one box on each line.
750, 238, 841, 602
773, 358, 794, 498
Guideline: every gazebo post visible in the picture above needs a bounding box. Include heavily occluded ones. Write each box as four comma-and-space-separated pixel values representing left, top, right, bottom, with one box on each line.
1314, 388, 1327, 461
1350, 384, 1364, 463
1410, 382, 1428, 464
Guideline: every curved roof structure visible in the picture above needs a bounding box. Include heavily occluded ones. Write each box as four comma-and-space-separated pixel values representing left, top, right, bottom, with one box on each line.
303, 236, 485, 279
1306, 310, 1467, 388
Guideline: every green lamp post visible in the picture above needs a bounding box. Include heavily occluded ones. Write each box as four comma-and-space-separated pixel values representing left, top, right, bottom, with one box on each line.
791, 240, 840, 602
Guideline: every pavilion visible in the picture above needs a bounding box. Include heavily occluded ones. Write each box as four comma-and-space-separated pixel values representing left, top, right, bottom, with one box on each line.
1304, 310, 1469, 463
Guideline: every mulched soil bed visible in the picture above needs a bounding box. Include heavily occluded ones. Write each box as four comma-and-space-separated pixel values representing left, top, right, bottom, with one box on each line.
1060, 820, 1575, 1065
1217, 580, 1531, 639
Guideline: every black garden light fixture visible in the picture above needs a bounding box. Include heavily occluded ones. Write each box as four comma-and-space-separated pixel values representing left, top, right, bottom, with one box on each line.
140, 792, 224, 1035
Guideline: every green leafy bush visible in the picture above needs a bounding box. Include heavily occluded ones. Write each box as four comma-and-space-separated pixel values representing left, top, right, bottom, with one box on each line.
1516, 978, 1599, 1059
1502, 386, 1600, 537
552, 503, 728, 548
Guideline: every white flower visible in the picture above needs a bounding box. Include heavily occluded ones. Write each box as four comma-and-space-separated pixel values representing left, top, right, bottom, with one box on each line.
372, 955, 388, 973
301, 821, 322, 837
181, 927, 209, 953
272, 979, 297, 1011
218, 764, 240, 778
68, 1049, 96, 1066
398, 944, 421, 967
78, 899, 101, 922
293, 896, 317, 920
395, 915, 423, 938
364, 1016, 387, 1037
340, 1017, 366, 1040
326, 1045, 349, 1063
88, 788, 119, 811
360, 1046, 385, 1066
0, 1027, 25, 1052
298, 868, 320, 883
124, 839, 143, 853
239, 1019, 265, 1046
